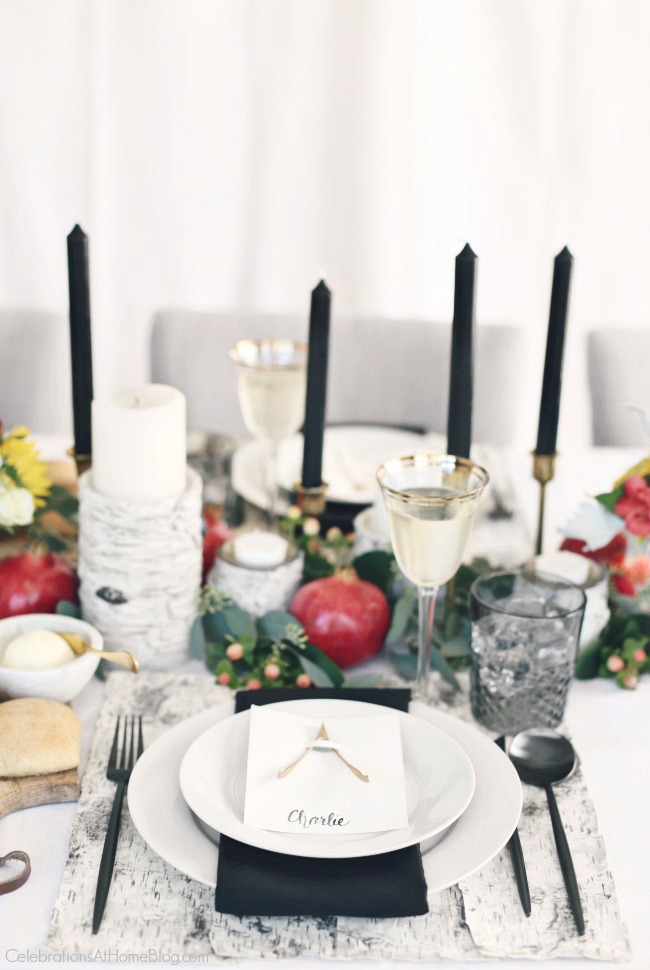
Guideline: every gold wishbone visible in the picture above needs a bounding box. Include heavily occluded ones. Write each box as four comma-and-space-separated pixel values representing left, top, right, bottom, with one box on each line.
277, 722, 369, 783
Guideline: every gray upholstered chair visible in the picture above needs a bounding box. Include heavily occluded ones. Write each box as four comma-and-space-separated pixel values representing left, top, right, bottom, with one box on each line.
151, 311, 523, 445
0, 310, 72, 433
587, 329, 650, 445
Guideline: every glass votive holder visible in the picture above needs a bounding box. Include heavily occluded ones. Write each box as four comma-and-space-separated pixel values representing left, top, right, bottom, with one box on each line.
469, 569, 586, 736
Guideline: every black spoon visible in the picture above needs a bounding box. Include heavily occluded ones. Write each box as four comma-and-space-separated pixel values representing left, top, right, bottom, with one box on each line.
509, 728, 584, 935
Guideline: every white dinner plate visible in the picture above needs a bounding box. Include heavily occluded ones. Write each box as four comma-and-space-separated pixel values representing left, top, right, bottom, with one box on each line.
178, 700, 475, 859
129, 699, 522, 893
232, 425, 445, 510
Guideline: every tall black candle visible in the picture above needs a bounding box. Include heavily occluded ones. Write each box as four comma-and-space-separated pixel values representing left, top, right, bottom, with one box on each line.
535, 246, 573, 456
446, 243, 477, 459
301, 279, 331, 489
67, 224, 94, 457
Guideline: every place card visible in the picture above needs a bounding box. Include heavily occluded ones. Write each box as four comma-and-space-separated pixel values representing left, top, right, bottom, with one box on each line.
243, 706, 409, 835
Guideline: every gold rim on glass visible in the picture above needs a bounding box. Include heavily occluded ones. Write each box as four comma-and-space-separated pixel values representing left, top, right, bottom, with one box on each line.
376, 453, 490, 505
229, 338, 308, 372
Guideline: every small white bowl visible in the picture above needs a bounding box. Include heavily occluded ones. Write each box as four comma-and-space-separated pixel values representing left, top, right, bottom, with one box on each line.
0, 614, 104, 703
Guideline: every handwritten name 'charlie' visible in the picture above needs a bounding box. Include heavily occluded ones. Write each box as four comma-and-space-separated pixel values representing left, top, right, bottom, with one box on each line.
288, 809, 350, 830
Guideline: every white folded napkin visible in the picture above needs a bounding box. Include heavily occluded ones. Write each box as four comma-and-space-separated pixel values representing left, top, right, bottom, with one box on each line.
244, 707, 409, 835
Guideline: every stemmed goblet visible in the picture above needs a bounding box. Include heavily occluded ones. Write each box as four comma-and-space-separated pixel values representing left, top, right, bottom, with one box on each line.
377, 454, 489, 698
230, 339, 308, 522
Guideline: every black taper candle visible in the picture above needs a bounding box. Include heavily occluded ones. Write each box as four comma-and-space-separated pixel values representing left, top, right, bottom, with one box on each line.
535, 247, 573, 456
301, 279, 331, 489
67, 224, 94, 457
446, 243, 477, 459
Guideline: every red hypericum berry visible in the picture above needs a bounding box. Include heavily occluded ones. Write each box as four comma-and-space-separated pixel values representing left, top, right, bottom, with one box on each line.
264, 663, 281, 680
226, 642, 244, 661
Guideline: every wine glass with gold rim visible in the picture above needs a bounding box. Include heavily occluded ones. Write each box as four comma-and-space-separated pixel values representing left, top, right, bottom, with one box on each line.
230, 339, 308, 522
377, 454, 489, 697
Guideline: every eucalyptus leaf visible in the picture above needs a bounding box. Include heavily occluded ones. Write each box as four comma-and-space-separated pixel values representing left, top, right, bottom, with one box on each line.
389, 651, 417, 681
303, 551, 334, 581
283, 639, 344, 687
203, 604, 256, 644
189, 617, 206, 660
574, 640, 604, 679
439, 634, 470, 659
352, 550, 393, 592
386, 591, 416, 646
429, 643, 461, 690
343, 673, 383, 688
258, 611, 301, 639
56, 600, 81, 619
298, 655, 335, 687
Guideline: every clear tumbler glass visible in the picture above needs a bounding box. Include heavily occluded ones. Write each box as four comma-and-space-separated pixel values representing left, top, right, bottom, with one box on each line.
469, 569, 586, 735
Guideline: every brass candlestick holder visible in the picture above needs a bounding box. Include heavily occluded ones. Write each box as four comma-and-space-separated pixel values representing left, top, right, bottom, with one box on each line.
294, 480, 329, 517
532, 451, 557, 555
66, 448, 92, 480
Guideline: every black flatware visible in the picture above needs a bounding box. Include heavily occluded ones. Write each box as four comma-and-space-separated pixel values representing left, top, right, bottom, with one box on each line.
92, 716, 144, 934
509, 728, 584, 935
495, 736, 531, 917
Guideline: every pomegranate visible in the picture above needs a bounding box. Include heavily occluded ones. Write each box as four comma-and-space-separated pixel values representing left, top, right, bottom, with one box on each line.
0, 552, 78, 619
202, 510, 233, 581
290, 568, 390, 668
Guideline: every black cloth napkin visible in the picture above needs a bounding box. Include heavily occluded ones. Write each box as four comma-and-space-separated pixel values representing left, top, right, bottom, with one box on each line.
214, 687, 429, 918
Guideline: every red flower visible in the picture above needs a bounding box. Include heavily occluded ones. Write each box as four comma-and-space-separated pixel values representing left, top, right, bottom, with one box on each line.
609, 553, 650, 597
560, 532, 627, 564
614, 476, 650, 537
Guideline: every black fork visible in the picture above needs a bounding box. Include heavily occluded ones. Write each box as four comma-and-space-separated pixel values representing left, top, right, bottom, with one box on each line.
92, 716, 144, 934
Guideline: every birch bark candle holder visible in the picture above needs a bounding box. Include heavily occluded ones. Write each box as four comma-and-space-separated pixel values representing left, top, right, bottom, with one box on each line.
208, 532, 303, 616
77, 469, 203, 670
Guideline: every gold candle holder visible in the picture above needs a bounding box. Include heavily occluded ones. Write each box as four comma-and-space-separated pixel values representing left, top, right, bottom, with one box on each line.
531, 451, 557, 556
294, 480, 329, 517
67, 447, 92, 480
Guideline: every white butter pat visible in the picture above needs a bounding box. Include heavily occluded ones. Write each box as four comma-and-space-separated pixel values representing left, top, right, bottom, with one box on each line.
2, 631, 76, 669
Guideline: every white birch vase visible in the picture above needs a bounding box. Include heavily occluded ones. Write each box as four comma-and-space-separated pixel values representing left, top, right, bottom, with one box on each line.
77, 469, 203, 669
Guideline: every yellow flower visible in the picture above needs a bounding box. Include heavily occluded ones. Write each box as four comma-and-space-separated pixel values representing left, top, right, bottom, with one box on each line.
0, 426, 51, 507
614, 456, 650, 490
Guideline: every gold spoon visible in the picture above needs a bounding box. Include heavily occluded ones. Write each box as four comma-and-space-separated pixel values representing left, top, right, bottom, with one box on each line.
58, 633, 140, 673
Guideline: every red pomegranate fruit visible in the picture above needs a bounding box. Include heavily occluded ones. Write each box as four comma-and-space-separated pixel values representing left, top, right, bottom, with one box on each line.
0, 552, 78, 619
290, 568, 390, 668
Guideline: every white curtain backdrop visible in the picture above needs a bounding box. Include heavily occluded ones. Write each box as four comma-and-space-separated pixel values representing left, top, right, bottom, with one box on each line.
1, 0, 649, 447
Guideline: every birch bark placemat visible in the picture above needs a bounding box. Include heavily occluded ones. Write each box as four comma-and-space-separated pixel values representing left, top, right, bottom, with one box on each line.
48, 672, 630, 962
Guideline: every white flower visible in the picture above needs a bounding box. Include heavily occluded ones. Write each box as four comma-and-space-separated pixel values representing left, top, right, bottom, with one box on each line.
0, 487, 35, 529
558, 499, 622, 551
302, 517, 320, 536
286, 505, 302, 521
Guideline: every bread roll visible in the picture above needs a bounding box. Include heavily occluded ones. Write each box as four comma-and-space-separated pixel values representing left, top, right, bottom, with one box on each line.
0, 698, 81, 778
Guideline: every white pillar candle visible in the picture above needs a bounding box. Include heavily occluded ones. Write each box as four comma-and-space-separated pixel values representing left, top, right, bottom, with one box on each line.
92, 385, 187, 501
233, 530, 289, 568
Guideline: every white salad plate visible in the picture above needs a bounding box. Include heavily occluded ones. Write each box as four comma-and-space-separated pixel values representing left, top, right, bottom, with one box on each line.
232, 425, 445, 510
129, 698, 522, 893
178, 699, 476, 859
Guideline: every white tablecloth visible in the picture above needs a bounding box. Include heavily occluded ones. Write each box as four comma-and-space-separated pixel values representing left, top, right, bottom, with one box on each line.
1, 445, 648, 969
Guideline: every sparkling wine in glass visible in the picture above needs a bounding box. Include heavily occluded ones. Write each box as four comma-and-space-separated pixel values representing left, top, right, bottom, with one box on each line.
230, 339, 308, 519
377, 454, 489, 697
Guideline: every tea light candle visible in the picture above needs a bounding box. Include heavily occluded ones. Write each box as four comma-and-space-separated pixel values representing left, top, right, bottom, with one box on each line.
233, 530, 289, 568
92, 385, 186, 501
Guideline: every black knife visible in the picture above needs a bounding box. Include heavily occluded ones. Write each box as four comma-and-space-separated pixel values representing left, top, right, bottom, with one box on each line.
496, 735, 531, 917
